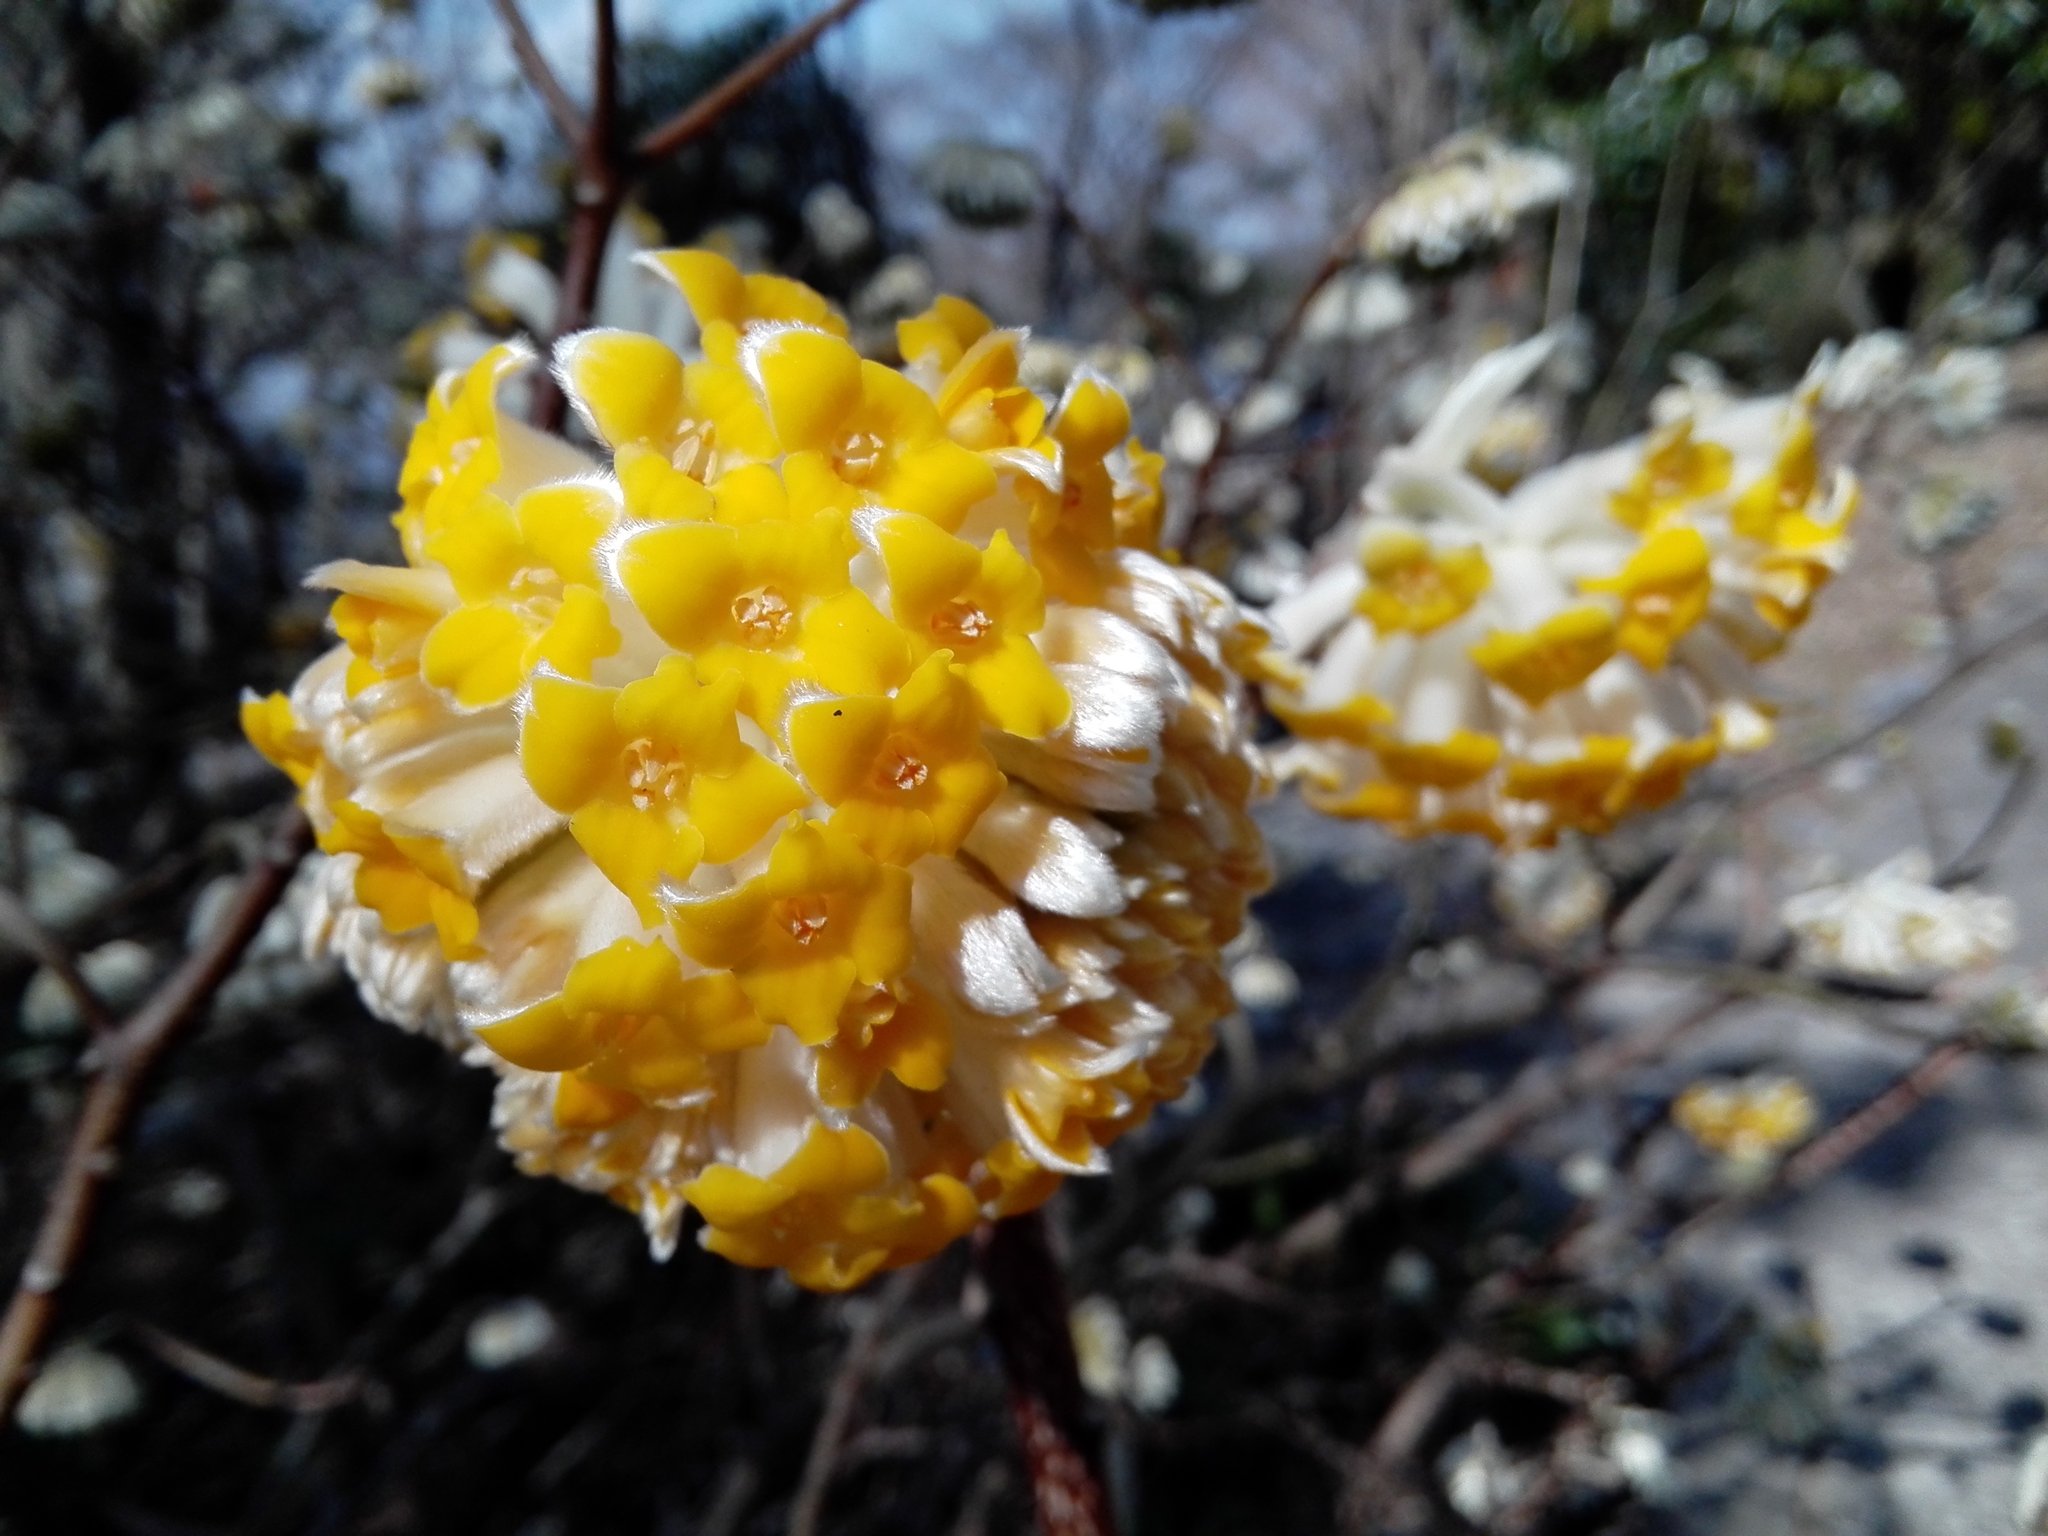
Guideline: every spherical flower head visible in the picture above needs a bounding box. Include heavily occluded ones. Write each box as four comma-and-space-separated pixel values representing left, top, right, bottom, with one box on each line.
1266, 336, 1859, 848
1363, 131, 1573, 271
244, 257, 1273, 1289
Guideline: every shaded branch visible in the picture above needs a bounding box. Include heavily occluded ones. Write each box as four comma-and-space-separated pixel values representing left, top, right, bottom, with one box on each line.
0, 885, 114, 1036
975, 1212, 1118, 1536
633, 0, 877, 166
0, 806, 313, 1425
488, 0, 585, 146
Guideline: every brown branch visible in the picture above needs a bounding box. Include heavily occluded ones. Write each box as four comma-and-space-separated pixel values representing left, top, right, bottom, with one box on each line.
128, 1320, 359, 1413
525, 0, 875, 432
0, 884, 114, 1036
1186, 200, 1376, 528
0, 806, 313, 1426
487, 0, 585, 147
632, 0, 877, 166
786, 1270, 918, 1536
530, 0, 623, 433
974, 1211, 1118, 1536
1655, 1036, 1976, 1264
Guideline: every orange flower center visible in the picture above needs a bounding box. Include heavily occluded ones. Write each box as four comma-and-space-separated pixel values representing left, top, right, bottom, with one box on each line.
931, 600, 992, 643
621, 738, 685, 810
731, 586, 795, 645
833, 429, 886, 482
777, 895, 830, 946
877, 744, 930, 792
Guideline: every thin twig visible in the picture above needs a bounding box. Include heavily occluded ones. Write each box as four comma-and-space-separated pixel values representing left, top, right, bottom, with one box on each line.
1187, 201, 1376, 527
1937, 752, 2036, 886
522, 0, 876, 431
786, 1270, 919, 1536
128, 1320, 359, 1413
487, 0, 585, 146
0, 884, 114, 1036
0, 805, 313, 1425
633, 0, 876, 165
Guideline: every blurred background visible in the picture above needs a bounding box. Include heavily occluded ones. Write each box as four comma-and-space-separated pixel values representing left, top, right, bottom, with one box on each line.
3, 1, 2048, 1532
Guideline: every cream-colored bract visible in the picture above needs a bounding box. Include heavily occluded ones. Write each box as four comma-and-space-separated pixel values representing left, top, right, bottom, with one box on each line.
1265, 337, 1858, 847
246, 252, 1272, 1290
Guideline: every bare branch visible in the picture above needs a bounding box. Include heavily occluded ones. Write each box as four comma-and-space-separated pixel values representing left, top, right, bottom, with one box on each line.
0, 806, 313, 1426
0, 884, 114, 1036
633, 0, 877, 166
487, 0, 585, 147
786, 1270, 918, 1536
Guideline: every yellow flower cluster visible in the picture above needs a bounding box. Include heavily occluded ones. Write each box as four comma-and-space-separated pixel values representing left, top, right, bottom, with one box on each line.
246, 251, 1270, 1289
1267, 339, 1857, 846
1673, 1074, 1817, 1166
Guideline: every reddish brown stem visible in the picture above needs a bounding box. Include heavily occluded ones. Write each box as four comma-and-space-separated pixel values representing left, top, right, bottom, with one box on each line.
974, 1212, 1117, 1536
633, 0, 876, 165
0, 807, 312, 1426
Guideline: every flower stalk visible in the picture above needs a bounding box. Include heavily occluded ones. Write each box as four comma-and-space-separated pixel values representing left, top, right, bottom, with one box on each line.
974, 1210, 1118, 1536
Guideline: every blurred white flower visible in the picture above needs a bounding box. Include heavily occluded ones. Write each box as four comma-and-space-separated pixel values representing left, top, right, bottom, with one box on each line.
2017, 1427, 2048, 1534
1166, 399, 1220, 465
1650, 353, 1733, 426
919, 140, 1042, 228
1070, 1295, 1130, 1401
1493, 840, 1611, 949
1963, 971, 2048, 1052
353, 58, 430, 112
1916, 347, 2007, 438
1268, 336, 1855, 845
1231, 381, 1303, 440
852, 255, 935, 324
800, 183, 873, 263
1127, 1336, 1180, 1414
465, 1297, 557, 1370
1366, 132, 1571, 270
20, 938, 157, 1037
1898, 477, 2000, 558
17, 1345, 142, 1437
1199, 248, 1252, 297
162, 1168, 232, 1220
1229, 950, 1300, 1012
1782, 851, 2014, 978
1301, 269, 1413, 342
1603, 1407, 1676, 1502
1438, 1421, 1531, 1524
1819, 331, 1912, 412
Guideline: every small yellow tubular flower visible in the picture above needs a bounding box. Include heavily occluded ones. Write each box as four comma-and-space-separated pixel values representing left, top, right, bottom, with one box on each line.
1268, 336, 1856, 847
872, 514, 1069, 737
1608, 420, 1732, 531
476, 938, 768, 1106
897, 294, 994, 374
1580, 526, 1713, 669
317, 798, 481, 959
644, 247, 848, 364
1673, 1074, 1817, 1165
250, 253, 1273, 1289
420, 482, 621, 708
666, 821, 913, 1045
1469, 606, 1618, 706
814, 984, 951, 1110
753, 328, 997, 529
520, 664, 807, 921
613, 513, 904, 722
787, 653, 1004, 864
1356, 527, 1491, 633
555, 330, 776, 479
